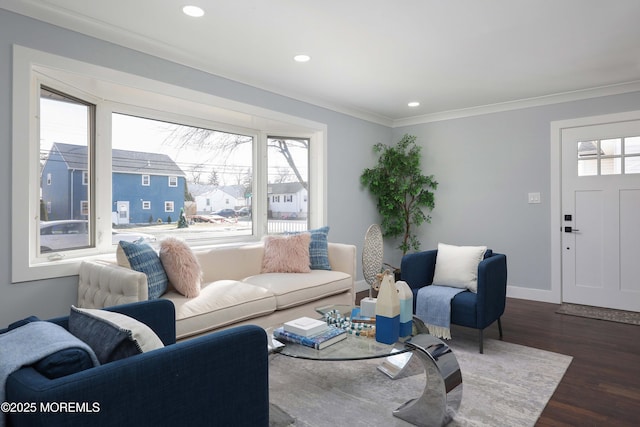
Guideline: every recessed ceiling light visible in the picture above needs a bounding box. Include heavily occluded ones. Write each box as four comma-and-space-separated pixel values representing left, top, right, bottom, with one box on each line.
182, 5, 205, 17
408, 101, 420, 107
294, 54, 311, 63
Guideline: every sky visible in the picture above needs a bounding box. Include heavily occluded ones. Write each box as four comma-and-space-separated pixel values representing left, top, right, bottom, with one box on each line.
39, 98, 308, 186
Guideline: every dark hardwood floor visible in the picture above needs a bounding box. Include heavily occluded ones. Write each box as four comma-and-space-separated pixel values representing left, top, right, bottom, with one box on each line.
499, 298, 640, 427
356, 292, 640, 426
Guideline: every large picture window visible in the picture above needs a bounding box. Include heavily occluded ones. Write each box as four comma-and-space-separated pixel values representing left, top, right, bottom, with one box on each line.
111, 113, 255, 241
12, 46, 326, 282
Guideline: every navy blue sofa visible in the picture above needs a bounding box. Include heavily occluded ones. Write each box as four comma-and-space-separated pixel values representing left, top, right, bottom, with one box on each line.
5, 299, 269, 427
401, 249, 507, 353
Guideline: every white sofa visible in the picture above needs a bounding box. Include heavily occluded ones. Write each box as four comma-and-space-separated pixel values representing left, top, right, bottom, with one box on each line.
77, 242, 356, 339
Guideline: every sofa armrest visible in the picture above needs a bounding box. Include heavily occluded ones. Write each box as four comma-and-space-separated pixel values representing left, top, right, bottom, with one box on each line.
475, 253, 508, 327
6, 325, 269, 427
78, 260, 148, 309
327, 242, 356, 278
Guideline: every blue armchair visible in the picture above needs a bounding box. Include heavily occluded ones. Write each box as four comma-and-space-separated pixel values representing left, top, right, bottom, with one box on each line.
5, 299, 269, 427
401, 249, 507, 353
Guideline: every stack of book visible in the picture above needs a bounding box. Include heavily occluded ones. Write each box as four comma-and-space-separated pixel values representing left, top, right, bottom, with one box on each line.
274, 317, 347, 350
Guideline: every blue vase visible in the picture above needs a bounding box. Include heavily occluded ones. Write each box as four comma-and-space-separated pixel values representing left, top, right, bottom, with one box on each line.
375, 272, 400, 344
395, 280, 413, 338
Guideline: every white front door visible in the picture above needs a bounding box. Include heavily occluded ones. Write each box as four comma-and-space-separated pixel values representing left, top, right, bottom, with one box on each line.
117, 201, 130, 225
561, 120, 640, 311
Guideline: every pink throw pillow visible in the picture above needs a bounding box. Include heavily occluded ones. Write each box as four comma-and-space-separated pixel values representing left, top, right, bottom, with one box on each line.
159, 237, 202, 298
261, 233, 312, 273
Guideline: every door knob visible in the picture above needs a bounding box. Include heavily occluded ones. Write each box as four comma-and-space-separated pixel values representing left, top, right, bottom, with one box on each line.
564, 226, 580, 233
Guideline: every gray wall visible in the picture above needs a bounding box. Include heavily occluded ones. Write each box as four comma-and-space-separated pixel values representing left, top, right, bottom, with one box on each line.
0, 10, 389, 325
3, 9, 640, 326
391, 91, 640, 293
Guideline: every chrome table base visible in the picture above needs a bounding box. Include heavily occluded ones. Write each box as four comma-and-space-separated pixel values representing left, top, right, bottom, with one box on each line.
382, 333, 463, 427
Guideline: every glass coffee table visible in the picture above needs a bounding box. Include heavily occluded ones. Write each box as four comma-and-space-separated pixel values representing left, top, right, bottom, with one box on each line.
269, 305, 463, 427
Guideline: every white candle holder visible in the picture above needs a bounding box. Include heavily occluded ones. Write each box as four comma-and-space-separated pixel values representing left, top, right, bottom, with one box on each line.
360, 297, 377, 318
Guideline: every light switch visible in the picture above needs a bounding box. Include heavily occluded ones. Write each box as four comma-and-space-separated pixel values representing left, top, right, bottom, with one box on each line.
528, 192, 541, 204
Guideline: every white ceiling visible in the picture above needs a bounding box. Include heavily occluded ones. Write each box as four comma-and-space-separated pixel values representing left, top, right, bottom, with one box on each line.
4, 0, 640, 126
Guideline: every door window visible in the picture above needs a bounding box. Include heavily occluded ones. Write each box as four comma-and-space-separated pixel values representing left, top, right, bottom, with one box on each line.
578, 135, 640, 176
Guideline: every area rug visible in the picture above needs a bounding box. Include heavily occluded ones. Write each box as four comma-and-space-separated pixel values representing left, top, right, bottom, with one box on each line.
268, 338, 572, 427
556, 303, 640, 325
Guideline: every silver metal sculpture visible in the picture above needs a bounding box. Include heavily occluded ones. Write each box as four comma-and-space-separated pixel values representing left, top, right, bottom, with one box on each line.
393, 334, 463, 426
362, 224, 384, 298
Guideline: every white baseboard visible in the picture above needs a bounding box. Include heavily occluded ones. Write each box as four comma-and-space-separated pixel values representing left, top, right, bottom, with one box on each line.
506, 285, 560, 304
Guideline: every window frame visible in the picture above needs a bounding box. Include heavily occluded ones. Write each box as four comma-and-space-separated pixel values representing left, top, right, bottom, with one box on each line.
12, 45, 327, 283
141, 175, 150, 186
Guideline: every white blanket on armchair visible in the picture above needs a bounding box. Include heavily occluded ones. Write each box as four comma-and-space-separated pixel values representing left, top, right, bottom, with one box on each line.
0, 321, 99, 427
415, 285, 465, 340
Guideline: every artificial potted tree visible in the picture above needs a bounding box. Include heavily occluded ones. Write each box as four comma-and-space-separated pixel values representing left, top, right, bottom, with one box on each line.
360, 134, 437, 275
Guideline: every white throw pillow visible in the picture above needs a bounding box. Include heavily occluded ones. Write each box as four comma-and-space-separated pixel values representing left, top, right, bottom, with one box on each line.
432, 243, 487, 292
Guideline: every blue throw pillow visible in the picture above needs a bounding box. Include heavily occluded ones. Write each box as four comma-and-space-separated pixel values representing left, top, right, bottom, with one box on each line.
3, 316, 94, 379
286, 226, 332, 270
68, 307, 142, 364
119, 240, 168, 299
68, 306, 164, 365
308, 226, 331, 270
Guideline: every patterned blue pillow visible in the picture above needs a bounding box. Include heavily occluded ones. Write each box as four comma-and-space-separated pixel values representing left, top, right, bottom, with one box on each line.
308, 226, 331, 270
119, 241, 168, 299
69, 307, 141, 364
69, 306, 164, 364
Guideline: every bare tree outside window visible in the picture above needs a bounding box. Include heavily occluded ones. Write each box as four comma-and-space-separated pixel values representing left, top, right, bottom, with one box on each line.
162, 129, 308, 188
162, 128, 309, 233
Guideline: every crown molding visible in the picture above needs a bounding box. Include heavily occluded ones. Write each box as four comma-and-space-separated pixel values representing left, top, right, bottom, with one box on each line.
392, 80, 640, 128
